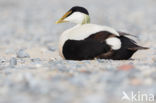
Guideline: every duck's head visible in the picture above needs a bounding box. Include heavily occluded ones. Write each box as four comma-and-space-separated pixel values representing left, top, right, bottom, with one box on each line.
56, 6, 90, 24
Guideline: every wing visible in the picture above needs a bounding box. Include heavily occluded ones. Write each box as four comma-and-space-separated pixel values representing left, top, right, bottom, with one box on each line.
85, 31, 116, 42
118, 31, 137, 37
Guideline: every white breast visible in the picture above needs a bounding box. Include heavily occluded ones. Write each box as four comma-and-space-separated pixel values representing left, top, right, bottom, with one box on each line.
59, 24, 120, 58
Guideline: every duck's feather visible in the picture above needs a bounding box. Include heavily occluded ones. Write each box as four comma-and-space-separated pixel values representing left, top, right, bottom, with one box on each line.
59, 24, 148, 60
63, 39, 111, 60
59, 24, 120, 58
62, 31, 120, 60
97, 32, 149, 60
118, 31, 137, 37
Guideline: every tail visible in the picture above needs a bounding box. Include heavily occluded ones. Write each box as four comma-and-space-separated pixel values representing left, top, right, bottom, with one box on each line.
118, 32, 149, 51
112, 33, 149, 60
128, 46, 149, 51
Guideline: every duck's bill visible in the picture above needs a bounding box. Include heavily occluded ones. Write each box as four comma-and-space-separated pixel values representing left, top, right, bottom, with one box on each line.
56, 20, 68, 24
56, 11, 72, 24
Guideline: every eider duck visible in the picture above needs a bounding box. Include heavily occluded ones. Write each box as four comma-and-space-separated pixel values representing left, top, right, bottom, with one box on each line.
56, 6, 148, 60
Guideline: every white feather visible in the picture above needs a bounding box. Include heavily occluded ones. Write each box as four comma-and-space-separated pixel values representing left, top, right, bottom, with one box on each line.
59, 24, 120, 57
64, 12, 84, 24
106, 37, 121, 50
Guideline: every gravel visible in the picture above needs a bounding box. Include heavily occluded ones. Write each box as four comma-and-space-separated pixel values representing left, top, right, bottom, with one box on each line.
16, 49, 30, 58
0, 0, 156, 103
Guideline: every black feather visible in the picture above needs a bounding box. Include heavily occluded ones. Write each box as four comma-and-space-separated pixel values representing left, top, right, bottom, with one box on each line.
68, 6, 89, 16
63, 39, 110, 60
112, 35, 148, 60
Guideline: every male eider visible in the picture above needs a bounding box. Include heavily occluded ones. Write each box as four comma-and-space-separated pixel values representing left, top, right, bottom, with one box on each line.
56, 6, 148, 60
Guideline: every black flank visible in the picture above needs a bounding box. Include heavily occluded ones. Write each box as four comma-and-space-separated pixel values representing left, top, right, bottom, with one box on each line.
62, 31, 113, 60
63, 39, 110, 60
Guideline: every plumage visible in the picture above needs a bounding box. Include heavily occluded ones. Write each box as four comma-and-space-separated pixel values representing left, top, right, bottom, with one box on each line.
63, 39, 110, 60
56, 6, 148, 60
58, 24, 120, 58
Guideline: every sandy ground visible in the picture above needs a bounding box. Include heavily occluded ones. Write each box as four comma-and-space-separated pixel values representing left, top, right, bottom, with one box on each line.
0, 0, 156, 103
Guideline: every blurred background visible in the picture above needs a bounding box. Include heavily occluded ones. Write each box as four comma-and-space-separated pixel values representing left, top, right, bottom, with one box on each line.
0, 0, 156, 103
0, 0, 156, 50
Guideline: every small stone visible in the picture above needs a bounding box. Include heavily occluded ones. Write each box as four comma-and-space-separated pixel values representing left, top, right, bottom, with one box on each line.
118, 64, 134, 71
0, 58, 6, 64
9, 57, 17, 67
47, 46, 56, 52
16, 49, 30, 58
31, 58, 42, 67
79, 69, 91, 74
130, 78, 142, 86
31, 58, 41, 62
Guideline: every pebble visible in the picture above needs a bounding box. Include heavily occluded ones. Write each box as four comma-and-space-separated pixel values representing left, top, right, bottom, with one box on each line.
118, 64, 134, 71
0, 58, 6, 64
130, 78, 142, 86
31, 58, 41, 63
16, 49, 30, 58
47, 46, 56, 52
9, 57, 17, 67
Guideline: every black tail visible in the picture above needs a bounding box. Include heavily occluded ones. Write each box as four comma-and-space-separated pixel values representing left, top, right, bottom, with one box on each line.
112, 35, 149, 60
118, 31, 149, 51
128, 46, 149, 51
119, 34, 149, 51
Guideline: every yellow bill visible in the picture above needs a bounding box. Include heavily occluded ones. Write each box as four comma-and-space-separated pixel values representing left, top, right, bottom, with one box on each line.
56, 11, 72, 24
